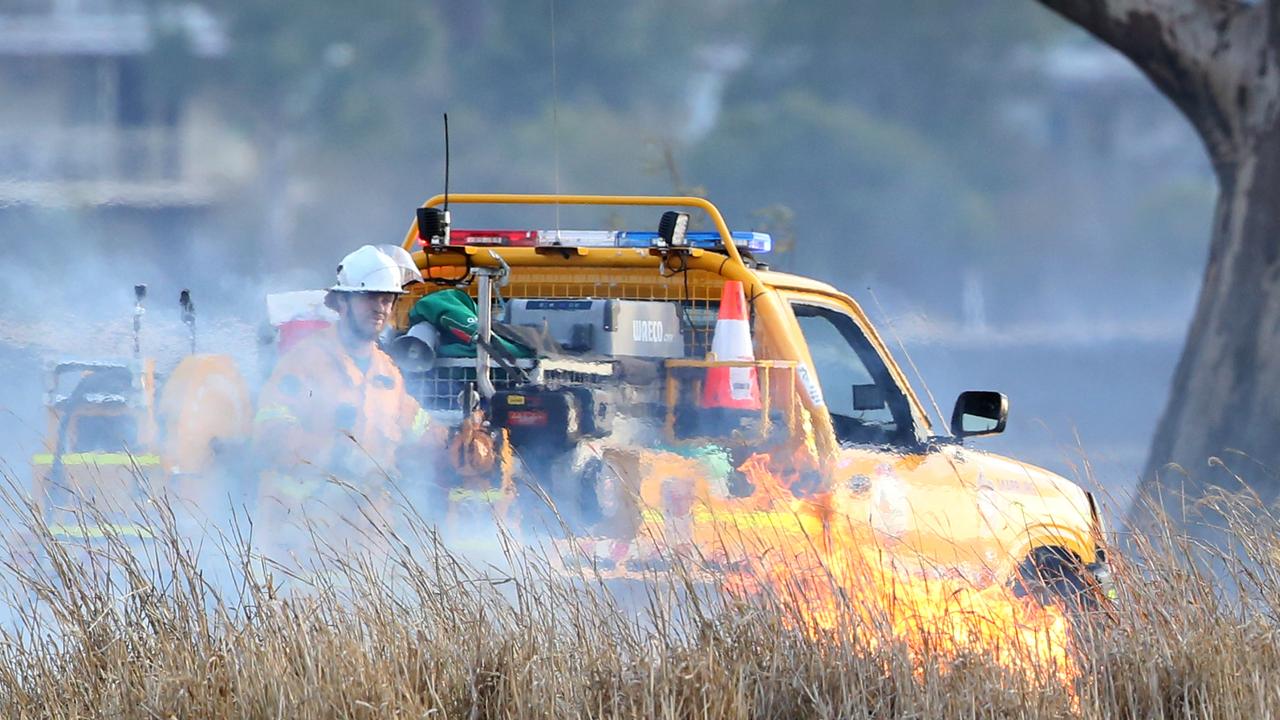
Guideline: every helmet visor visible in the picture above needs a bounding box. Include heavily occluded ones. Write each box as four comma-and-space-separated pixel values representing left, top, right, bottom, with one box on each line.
376, 244, 425, 288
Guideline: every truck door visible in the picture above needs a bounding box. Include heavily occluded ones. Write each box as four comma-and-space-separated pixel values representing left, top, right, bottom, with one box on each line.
788, 299, 996, 585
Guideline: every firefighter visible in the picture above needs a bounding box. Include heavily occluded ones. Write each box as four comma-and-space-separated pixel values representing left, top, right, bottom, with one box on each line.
252, 245, 441, 554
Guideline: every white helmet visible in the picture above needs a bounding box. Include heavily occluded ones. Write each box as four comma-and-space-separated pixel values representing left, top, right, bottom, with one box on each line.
330, 245, 423, 294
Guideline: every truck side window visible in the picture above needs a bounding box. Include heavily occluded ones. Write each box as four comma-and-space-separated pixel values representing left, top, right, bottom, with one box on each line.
791, 303, 914, 446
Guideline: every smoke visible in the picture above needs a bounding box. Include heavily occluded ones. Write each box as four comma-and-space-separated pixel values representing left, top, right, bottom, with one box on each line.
0, 210, 333, 591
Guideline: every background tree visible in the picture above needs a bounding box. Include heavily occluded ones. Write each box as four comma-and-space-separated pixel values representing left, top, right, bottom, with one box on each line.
1035, 0, 1280, 521
695, 0, 1057, 303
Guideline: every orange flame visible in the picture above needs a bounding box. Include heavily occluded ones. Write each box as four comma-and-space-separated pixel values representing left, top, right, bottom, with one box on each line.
562, 448, 1081, 690
718, 451, 1079, 685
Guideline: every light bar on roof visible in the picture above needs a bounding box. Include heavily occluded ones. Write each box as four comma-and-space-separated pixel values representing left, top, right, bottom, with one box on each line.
445, 229, 772, 253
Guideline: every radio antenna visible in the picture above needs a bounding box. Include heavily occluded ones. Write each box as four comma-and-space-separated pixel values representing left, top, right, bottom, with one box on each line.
548, 0, 561, 238
443, 112, 450, 213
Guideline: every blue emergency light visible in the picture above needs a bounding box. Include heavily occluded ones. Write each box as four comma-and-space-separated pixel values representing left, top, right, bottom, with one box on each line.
615, 231, 773, 253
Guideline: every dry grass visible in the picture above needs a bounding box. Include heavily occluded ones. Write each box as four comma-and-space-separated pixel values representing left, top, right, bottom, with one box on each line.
1, 475, 1279, 719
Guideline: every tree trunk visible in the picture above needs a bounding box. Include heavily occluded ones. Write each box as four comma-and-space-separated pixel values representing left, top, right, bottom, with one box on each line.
1140, 126, 1280, 519
1033, 0, 1280, 531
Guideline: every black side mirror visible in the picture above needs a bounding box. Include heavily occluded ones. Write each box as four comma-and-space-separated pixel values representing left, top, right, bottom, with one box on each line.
950, 390, 1008, 439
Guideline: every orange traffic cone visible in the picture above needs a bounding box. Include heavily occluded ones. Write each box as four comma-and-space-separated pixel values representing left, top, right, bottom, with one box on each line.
702, 280, 761, 410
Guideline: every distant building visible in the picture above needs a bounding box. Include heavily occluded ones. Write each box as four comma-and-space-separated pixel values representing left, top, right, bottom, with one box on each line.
0, 0, 253, 254
0, 0, 253, 207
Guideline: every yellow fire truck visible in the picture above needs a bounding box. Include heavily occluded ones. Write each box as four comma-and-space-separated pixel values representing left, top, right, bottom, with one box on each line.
387, 193, 1115, 605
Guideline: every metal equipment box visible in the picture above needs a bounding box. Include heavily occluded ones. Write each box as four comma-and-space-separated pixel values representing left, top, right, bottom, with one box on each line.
503, 299, 685, 358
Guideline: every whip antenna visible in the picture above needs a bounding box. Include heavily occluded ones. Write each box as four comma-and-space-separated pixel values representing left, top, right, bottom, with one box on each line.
443, 112, 450, 213
417, 114, 452, 248
549, 0, 561, 238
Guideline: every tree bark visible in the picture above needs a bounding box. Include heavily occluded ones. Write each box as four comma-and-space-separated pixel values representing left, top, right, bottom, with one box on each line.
1147, 127, 1280, 505
1036, 0, 1280, 528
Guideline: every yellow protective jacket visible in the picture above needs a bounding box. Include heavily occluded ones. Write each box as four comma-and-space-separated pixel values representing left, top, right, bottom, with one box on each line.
253, 325, 432, 479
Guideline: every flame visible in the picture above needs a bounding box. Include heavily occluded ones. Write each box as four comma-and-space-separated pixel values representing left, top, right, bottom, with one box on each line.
600, 449, 1081, 689
728, 451, 1077, 686
737, 538, 1078, 681
556, 446, 1082, 691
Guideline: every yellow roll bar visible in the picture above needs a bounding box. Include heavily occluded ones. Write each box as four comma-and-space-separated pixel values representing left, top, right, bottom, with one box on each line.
402, 193, 746, 269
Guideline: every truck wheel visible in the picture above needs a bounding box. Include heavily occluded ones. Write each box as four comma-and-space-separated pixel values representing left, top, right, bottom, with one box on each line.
1012, 546, 1097, 614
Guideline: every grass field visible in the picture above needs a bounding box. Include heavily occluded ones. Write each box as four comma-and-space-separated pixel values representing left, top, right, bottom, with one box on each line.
0, 478, 1277, 719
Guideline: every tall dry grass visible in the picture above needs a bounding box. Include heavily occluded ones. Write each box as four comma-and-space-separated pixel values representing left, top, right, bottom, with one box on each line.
1, 472, 1279, 719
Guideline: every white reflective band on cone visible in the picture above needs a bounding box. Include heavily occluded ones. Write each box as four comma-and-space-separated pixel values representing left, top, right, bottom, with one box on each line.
710, 318, 754, 359
708, 317, 758, 402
